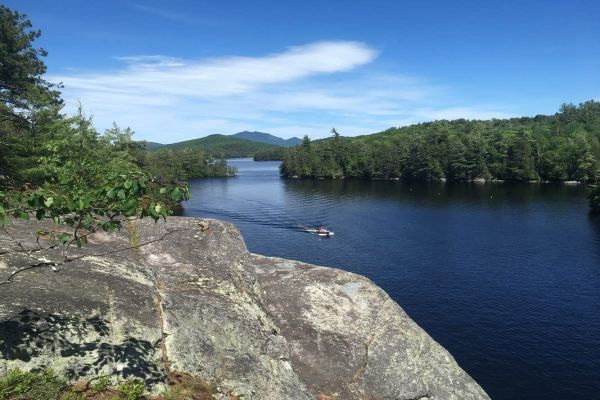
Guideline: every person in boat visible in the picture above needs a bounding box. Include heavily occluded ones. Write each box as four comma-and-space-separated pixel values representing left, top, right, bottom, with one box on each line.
318, 226, 329, 234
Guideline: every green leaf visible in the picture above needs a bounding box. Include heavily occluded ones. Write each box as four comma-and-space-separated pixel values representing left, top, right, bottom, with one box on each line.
124, 198, 137, 209
44, 197, 54, 207
159, 187, 167, 194
104, 221, 122, 232
82, 215, 94, 228
13, 211, 30, 220
170, 187, 182, 201
36, 209, 45, 220
59, 233, 72, 243
27, 192, 40, 207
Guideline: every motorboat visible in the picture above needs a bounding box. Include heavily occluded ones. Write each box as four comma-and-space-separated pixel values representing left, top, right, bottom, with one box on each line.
305, 227, 335, 237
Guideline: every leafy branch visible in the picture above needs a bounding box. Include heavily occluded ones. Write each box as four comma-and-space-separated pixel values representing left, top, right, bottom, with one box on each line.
0, 174, 189, 254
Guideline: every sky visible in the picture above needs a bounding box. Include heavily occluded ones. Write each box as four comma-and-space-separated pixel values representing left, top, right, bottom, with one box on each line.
5, 0, 600, 142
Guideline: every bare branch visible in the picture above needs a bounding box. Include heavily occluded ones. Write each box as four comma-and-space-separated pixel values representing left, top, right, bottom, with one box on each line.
0, 259, 58, 286
0, 227, 191, 285
1, 225, 27, 252
66, 227, 190, 261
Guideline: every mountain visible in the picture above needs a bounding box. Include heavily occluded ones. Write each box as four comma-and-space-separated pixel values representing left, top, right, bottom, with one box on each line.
141, 131, 299, 158
233, 131, 302, 147
161, 134, 279, 158
142, 141, 165, 151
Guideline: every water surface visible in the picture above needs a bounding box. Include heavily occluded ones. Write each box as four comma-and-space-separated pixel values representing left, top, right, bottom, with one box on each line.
183, 158, 600, 400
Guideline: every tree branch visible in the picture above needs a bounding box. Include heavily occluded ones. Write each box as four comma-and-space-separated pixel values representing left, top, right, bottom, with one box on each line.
66, 227, 189, 261
1, 225, 27, 252
0, 227, 191, 286
0, 259, 58, 286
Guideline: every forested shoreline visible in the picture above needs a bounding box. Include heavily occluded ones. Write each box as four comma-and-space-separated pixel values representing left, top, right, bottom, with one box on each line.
253, 147, 286, 161
281, 102, 600, 183
279, 103, 600, 210
140, 146, 236, 184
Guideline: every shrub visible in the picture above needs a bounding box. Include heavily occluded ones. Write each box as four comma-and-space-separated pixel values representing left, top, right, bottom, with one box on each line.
92, 376, 112, 392
117, 380, 145, 400
0, 368, 66, 400
59, 393, 84, 400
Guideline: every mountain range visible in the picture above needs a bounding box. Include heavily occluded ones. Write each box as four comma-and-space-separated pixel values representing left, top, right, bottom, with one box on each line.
232, 131, 302, 147
144, 131, 301, 158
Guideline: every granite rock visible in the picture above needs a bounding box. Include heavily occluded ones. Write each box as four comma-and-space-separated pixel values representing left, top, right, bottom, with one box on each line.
0, 217, 489, 399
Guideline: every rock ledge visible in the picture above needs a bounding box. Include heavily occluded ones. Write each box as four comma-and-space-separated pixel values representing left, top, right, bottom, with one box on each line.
0, 217, 489, 399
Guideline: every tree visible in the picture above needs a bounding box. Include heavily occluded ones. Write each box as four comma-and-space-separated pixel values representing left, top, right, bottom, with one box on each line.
0, 5, 61, 132
1, 5, 63, 188
0, 107, 190, 251
445, 135, 468, 180
506, 130, 538, 181
301, 135, 311, 149
0, 5, 191, 258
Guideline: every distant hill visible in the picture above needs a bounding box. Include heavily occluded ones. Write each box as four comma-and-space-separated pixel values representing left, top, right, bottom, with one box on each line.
233, 131, 302, 147
142, 141, 165, 151
161, 134, 279, 158
141, 131, 298, 158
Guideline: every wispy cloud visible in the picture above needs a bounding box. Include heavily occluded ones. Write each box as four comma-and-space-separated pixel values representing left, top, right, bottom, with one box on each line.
50, 41, 510, 142
131, 4, 221, 26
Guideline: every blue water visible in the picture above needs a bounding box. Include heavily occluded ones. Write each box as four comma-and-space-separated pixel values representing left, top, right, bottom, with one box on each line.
183, 158, 600, 400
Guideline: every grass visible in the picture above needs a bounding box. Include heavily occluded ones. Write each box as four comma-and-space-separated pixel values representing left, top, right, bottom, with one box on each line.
0, 369, 215, 400
0, 369, 65, 400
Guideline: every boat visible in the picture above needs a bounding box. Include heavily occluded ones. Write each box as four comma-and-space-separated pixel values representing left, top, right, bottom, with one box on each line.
305, 227, 335, 237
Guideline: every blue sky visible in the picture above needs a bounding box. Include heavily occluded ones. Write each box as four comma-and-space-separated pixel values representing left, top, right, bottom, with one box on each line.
5, 0, 600, 142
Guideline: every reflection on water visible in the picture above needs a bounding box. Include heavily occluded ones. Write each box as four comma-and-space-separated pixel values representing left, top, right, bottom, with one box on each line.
283, 177, 589, 205
183, 158, 600, 400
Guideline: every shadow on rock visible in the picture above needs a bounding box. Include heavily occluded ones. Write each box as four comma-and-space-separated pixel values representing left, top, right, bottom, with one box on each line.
0, 309, 164, 383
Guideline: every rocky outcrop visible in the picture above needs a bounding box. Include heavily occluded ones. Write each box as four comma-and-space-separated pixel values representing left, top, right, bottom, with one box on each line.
0, 217, 489, 399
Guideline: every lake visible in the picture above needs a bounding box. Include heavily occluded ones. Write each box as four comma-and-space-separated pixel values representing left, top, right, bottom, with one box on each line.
183, 158, 600, 400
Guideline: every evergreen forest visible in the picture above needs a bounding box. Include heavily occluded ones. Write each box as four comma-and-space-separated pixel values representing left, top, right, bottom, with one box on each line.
278, 106, 600, 210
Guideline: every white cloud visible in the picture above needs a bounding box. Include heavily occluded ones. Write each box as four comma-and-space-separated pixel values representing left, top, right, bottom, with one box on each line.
50, 41, 510, 142
53, 41, 377, 98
